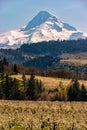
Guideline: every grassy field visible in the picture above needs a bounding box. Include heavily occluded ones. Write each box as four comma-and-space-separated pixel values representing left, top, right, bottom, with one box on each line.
11, 75, 87, 89
0, 100, 87, 130
60, 52, 87, 66
61, 52, 87, 60
61, 59, 87, 66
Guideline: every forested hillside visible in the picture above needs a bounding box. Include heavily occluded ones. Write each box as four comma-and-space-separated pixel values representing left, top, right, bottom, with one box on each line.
0, 39, 87, 71
0, 39, 87, 63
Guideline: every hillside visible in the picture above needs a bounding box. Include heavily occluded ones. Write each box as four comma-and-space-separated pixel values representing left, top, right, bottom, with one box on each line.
11, 74, 87, 89
0, 39, 87, 71
0, 39, 87, 63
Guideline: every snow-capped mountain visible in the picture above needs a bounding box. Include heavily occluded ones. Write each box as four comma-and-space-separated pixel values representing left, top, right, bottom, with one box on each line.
0, 11, 87, 48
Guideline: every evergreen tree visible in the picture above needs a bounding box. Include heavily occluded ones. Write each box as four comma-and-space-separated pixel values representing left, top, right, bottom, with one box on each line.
2, 74, 13, 99
26, 74, 36, 100
0, 60, 4, 73
0, 84, 4, 99
0, 73, 4, 99
81, 84, 87, 101
38, 80, 44, 93
26, 74, 44, 100
10, 78, 20, 100
0, 74, 12, 99
13, 64, 18, 74
3, 57, 8, 66
67, 80, 80, 101
22, 73, 26, 88
4, 74, 10, 99
0, 73, 4, 80
36, 79, 44, 98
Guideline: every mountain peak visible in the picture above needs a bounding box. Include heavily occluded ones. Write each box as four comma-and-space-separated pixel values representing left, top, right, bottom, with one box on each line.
24, 11, 57, 30
0, 11, 87, 48
37, 11, 51, 16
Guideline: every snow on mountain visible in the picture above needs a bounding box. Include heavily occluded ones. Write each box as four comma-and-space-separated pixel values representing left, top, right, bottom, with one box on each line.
0, 11, 87, 48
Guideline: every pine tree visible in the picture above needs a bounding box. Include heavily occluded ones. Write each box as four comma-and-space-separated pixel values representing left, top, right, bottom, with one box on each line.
81, 84, 87, 101
36, 79, 44, 99
67, 80, 80, 101
2, 74, 13, 99
4, 74, 10, 99
13, 64, 18, 74
0, 74, 12, 99
26, 74, 44, 100
0, 84, 4, 99
0, 73, 4, 99
10, 78, 20, 100
26, 74, 36, 100
22, 73, 26, 88
3, 57, 8, 66
0, 60, 4, 73
37, 80, 44, 93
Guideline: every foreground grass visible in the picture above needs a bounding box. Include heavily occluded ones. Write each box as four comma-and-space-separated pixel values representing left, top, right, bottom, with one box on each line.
0, 100, 87, 130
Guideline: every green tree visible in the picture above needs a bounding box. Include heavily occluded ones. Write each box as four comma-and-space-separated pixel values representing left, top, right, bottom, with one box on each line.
26, 74, 36, 100
0, 84, 4, 99
0, 60, 4, 73
81, 84, 87, 101
3, 57, 8, 66
0, 73, 4, 99
4, 74, 10, 99
67, 80, 80, 101
10, 78, 20, 100
22, 73, 26, 88
13, 64, 18, 74
36, 79, 44, 98
26, 74, 44, 100
2, 74, 12, 99
0, 74, 13, 99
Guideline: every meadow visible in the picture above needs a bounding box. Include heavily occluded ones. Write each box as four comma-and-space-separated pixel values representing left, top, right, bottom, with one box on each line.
61, 59, 87, 66
11, 75, 87, 89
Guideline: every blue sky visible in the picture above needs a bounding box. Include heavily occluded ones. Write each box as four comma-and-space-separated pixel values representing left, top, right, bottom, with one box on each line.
0, 0, 87, 33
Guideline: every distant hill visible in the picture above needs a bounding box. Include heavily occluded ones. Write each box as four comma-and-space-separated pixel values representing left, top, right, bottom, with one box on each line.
0, 39, 87, 70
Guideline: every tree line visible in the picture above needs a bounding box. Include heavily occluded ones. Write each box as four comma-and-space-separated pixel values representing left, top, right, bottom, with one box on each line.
1, 57, 87, 80
0, 73, 87, 101
0, 73, 44, 100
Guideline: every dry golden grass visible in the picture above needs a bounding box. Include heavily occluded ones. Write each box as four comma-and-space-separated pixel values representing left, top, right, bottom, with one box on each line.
11, 75, 87, 89
11, 75, 71, 89
0, 100, 87, 130
61, 59, 87, 66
